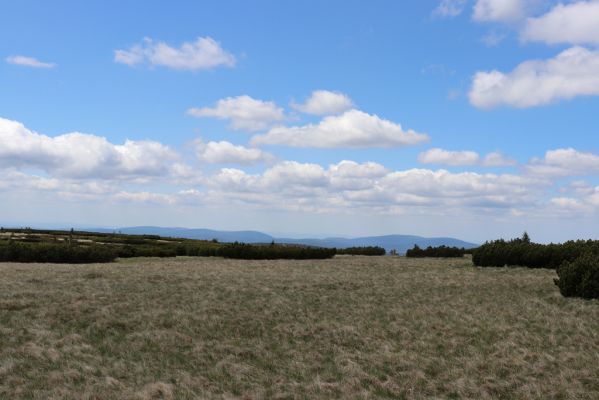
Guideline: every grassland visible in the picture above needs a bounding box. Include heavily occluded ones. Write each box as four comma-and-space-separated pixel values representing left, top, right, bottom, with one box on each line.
1, 256, 598, 399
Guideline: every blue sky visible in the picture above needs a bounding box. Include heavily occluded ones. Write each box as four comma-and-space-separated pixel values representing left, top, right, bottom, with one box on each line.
1, 0, 599, 242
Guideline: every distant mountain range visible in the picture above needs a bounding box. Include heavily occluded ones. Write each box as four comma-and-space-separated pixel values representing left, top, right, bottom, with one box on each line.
93, 226, 478, 253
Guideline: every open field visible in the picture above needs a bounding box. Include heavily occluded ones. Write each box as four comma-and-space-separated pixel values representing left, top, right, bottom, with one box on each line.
1, 256, 598, 399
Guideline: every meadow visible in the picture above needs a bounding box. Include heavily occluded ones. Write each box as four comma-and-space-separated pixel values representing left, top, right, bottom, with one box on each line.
1, 256, 598, 399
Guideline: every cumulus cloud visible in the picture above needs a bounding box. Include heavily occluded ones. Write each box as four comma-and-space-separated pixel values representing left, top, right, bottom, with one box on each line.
0, 117, 179, 180
418, 148, 480, 166
433, 0, 468, 17
522, 1, 599, 46
469, 46, 599, 108
526, 148, 599, 177
550, 185, 599, 213
114, 37, 235, 70
114, 191, 177, 205
482, 152, 518, 167
472, 0, 531, 22
194, 139, 274, 165
187, 95, 285, 131
291, 90, 354, 115
6, 55, 56, 68
328, 160, 389, 190
251, 109, 429, 148
418, 149, 517, 167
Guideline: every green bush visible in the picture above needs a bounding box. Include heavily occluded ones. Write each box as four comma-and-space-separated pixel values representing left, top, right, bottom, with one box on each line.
218, 243, 336, 260
472, 234, 599, 269
555, 254, 599, 299
406, 245, 466, 258
336, 246, 386, 256
0, 242, 117, 263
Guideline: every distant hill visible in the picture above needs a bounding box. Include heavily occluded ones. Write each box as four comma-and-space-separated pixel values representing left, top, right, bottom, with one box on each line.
277, 235, 478, 253
98, 226, 274, 244
93, 226, 478, 254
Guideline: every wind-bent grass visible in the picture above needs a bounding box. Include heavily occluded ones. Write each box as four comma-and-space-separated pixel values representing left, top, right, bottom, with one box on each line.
1, 256, 598, 399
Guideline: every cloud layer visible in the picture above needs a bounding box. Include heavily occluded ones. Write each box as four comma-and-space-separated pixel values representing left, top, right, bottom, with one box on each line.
2, 114, 596, 221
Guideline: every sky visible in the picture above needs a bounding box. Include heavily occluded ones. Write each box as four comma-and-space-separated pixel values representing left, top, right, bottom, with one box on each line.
1, 0, 599, 243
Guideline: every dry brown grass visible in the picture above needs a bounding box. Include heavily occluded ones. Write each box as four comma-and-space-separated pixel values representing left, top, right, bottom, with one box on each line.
0, 256, 598, 399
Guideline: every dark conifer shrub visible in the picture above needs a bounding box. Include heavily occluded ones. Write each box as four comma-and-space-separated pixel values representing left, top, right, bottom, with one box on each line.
0, 242, 116, 263
406, 245, 465, 258
473, 231, 599, 269
336, 246, 386, 256
555, 253, 599, 299
218, 243, 336, 260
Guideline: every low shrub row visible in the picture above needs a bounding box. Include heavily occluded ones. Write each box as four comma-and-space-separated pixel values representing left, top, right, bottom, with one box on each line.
405, 245, 466, 258
472, 234, 599, 269
0, 242, 117, 263
336, 246, 386, 256
218, 243, 336, 260
0, 240, 337, 262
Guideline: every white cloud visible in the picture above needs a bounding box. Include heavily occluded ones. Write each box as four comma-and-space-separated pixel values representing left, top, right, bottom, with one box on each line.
0, 149, 556, 216
329, 160, 389, 190
251, 109, 429, 148
526, 148, 599, 177
114, 191, 177, 205
203, 161, 544, 212
469, 46, 599, 108
291, 90, 353, 115
0, 117, 179, 180
187, 95, 285, 132
419, 148, 480, 166
549, 185, 599, 214
194, 139, 274, 165
482, 152, 518, 167
522, 1, 599, 46
419, 148, 517, 167
550, 197, 588, 211
472, 0, 530, 22
433, 0, 468, 17
114, 37, 235, 70
6, 55, 56, 68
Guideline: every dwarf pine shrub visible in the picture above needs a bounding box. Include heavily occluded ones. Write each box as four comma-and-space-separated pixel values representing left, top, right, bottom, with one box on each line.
555, 253, 599, 299
406, 245, 466, 258
336, 246, 386, 256
0, 242, 117, 263
472, 233, 599, 269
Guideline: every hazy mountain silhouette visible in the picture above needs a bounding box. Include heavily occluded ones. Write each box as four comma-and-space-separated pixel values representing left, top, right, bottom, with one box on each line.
95, 226, 478, 253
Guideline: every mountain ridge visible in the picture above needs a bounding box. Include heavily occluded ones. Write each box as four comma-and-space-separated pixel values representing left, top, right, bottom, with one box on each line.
93, 226, 478, 253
